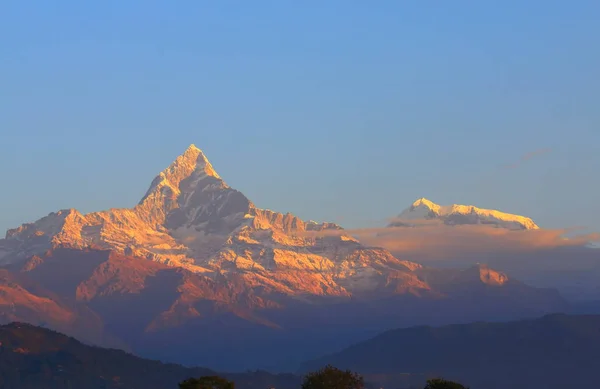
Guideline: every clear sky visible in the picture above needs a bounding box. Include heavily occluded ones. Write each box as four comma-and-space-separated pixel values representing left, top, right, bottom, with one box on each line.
1, 1, 599, 234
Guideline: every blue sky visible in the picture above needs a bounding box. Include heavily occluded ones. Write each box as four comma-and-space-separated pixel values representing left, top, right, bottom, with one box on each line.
1, 1, 599, 234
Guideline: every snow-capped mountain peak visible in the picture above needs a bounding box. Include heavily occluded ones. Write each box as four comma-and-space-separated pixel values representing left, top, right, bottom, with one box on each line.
0, 145, 424, 298
411, 197, 439, 209
391, 198, 539, 230
135, 144, 231, 227
140, 144, 222, 204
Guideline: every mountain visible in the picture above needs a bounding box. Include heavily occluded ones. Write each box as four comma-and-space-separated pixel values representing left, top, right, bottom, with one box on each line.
1, 246, 566, 371
390, 197, 539, 230
3, 247, 291, 369
0, 145, 426, 299
383, 198, 600, 301
443, 245, 600, 302
301, 313, 600, 389
0, 322, 300, 389
416, 264, 568, 318
0, 145, 568, 371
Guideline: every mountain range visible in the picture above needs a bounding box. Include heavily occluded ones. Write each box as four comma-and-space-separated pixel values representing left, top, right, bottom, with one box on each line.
302, 313, 600, 389
0, 322, 300, 389
0, 145, 427, 299
4, 314, 600, 389
0, 145, 571, 371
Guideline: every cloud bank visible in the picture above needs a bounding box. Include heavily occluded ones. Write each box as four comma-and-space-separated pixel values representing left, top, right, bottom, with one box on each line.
301, 223, 599, 259
299, 222, 600, 300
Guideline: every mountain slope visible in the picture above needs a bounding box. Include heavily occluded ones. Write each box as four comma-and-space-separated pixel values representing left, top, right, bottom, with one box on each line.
2, 248, 568, 371
390, 197, 539, 230
301, 313, 600, 389
0, 267, 123, 351
10, 248, 281, 335
0, 322, 300, 389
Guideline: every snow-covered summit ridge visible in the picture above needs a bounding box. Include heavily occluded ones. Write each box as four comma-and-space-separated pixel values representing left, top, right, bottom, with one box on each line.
135, 143, 230, 227
391, 197, 539, 230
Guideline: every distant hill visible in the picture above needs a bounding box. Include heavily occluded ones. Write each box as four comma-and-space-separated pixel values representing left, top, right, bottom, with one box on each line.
301, 313, 600, 389
0, 322, 300, 389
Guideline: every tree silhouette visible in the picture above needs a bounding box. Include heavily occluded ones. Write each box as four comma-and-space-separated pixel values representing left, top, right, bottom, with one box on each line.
424, 378, 469, 389
179, 375, 235, 389
301, 365, 364, 389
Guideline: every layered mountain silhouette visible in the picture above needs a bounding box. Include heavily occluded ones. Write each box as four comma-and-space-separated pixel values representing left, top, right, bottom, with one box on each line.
0, 145, 569, 370
301, 313, 600, 389
5, 314, 600, 389
0, 322, 300, 389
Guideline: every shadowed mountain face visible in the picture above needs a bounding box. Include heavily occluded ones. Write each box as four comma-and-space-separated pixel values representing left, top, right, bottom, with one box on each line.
301, 314, 600, 389
0, 146, 571, 371
0, 266, 124, 351
0, 322, 301, 389
10, 249, 282, 345
0, 247, 567, 371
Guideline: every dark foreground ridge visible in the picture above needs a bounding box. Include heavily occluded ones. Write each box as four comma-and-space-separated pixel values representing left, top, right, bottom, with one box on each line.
4, 315, 600, 389
301, 313, 600, 389
0, 322, 300, 389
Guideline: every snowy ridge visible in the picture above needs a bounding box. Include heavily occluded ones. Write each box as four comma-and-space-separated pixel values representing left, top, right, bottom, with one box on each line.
391, 197, 539, 230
